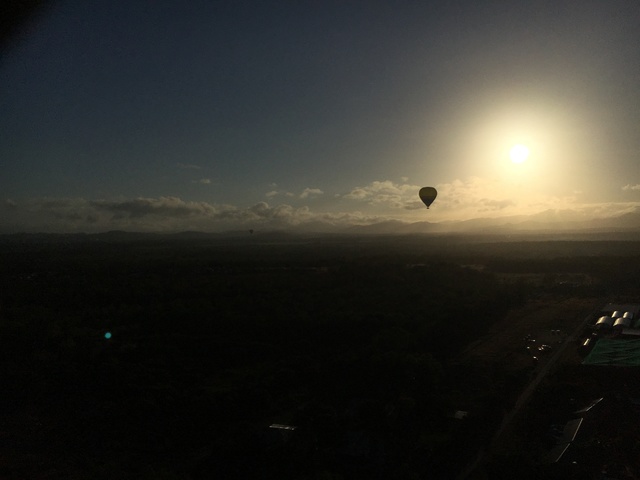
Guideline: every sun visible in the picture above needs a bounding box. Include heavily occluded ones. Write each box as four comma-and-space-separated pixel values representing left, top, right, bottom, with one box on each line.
509, 144, 530, 164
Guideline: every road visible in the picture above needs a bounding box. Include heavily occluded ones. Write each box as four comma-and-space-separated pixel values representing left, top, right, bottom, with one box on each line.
456, 300, 601, 479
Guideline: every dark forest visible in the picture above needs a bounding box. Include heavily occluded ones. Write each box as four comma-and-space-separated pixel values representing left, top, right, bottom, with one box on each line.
1, 232, 638, 478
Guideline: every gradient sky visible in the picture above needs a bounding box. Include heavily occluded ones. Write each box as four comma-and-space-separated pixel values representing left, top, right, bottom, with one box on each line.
2, 0, 640, 232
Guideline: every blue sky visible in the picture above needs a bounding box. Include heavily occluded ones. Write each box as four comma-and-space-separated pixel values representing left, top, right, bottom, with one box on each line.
2, 0, 640, 232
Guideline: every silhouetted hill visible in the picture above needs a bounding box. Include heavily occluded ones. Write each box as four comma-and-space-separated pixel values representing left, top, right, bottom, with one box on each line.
3, 208, 640, 241
345, 209, 640, 236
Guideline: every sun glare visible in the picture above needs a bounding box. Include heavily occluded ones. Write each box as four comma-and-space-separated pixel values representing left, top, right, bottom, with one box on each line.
509, 144, 530, 164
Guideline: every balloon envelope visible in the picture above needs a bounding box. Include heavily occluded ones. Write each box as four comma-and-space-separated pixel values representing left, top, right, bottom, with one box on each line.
419, 187, 437, 208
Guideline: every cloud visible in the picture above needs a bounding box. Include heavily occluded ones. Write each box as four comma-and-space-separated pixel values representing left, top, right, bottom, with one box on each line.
343, 188, 368, 200
1, 197, 110, 232
91, 197, 204, 219
432, 177, 530, 216
0, 196, 394, 233
424, 176, 640, 222
193, 178, 211, 184
343, 180, 421, 209
265, 189, 294, 198
5, 182, 640, 234
300, 188, 323, 199
623, 184, 640, 191
249, 202, 270, 216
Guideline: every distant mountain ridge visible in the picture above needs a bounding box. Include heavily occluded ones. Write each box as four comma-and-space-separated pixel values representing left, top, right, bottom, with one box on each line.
344, 209, 640, 235
2, 209, 640, 241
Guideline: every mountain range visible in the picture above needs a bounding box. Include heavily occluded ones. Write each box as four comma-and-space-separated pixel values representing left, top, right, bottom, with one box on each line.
345, 209, 640, 235
2, 209, 640, 242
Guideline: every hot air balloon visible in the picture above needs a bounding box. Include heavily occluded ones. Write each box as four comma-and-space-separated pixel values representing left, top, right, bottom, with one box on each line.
419, 187, 437, 209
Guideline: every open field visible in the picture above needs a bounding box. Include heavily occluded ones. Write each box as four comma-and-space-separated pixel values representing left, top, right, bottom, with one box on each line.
459, 297, 601, 373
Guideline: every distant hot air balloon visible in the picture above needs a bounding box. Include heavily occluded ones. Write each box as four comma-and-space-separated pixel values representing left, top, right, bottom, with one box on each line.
418, 187, 437, 209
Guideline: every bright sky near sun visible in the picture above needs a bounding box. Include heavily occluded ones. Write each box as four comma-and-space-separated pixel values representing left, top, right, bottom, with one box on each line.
2, 0, 640, 233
